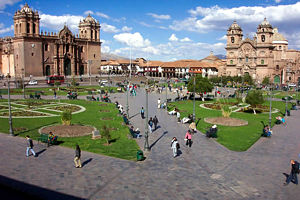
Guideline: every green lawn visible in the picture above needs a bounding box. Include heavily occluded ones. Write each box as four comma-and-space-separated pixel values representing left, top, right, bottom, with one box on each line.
0, 85, 121, 96
168, 99, 291, 151
0, 99, 139, 160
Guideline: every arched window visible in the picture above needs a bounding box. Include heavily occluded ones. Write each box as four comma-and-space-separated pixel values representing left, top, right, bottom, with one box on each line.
276, 65, 279, 70
261, 35, 265, 42
279, 46, 282, 50
230, 60, 233, 65
95, 31, 97, 40
33, 23, 36, 34
231, 37, 235, 43
261, 59, 264, 65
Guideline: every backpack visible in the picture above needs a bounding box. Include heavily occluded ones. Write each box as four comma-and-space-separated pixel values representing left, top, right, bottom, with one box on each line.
176, 142, 180, 149
295, 161, 300, 174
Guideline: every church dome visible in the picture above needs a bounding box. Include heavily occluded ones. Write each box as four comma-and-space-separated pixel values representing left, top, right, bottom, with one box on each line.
228, 21, 242, 31
272, 28, 288, 44
83, 14, 96, 23
258, 18, 272, 28
20, 3, 33, 13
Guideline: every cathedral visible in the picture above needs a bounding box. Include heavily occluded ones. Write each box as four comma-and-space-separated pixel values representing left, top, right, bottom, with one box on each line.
0, 3, 101, 78
226, 18, 300, 85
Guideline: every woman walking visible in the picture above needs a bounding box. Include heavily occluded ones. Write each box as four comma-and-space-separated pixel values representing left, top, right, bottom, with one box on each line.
74, 144, 82, 168
185, 130, 192, 148
171, 137, 180, 158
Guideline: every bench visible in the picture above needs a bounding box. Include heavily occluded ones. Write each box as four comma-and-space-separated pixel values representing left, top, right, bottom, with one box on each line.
38, 134, 58, 146
129, 128, 141, 138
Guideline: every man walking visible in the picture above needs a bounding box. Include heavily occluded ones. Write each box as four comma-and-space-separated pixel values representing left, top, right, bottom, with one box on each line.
26, 135, 37, 157
171, 137, 179, 158
140, 107, 145, 119
284, 159, 299, 185
74, 144, 82, 168
153, 116, 159, 130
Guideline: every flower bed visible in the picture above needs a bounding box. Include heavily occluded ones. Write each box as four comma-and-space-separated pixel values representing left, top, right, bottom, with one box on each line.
0, 111, 48, 116
50, 105, 81, 112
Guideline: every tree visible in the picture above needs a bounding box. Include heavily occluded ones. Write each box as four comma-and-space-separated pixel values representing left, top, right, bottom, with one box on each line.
187, 75, 213, 96
245, 90, 264, 114
262, 77, 270, 86
209, 76, 220, 85
243, 73, 254, 85
61, 110, 72, 125
102, 125, 111, 145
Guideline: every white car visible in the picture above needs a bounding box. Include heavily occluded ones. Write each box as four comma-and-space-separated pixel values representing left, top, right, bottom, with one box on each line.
28, 80, 38, 85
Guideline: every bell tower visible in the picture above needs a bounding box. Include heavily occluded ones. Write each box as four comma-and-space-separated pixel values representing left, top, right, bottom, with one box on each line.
13, 3, 40, 37
256, 18, 273, 45
79, 14, 100, 41
226, 21, 243, 47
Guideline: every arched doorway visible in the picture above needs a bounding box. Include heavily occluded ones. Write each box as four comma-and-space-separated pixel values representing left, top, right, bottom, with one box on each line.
79, 65, 84, 75
274, 75, 280, 84
64, 58, 71, 76
45, 65, 51, 76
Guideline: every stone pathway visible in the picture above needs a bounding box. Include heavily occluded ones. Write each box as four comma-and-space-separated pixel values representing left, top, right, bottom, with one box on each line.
0, 90, 300, 199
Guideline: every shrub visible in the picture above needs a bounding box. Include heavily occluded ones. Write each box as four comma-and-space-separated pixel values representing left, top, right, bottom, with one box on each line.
221, 105, 232, 118
102, 125, 111, 144
61, 110, 72, 125
245, 90, 264, 114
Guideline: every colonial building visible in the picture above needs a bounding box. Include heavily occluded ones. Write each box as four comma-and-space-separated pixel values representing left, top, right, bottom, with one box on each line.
0, 3, 101, 78
226, 18, 300, 84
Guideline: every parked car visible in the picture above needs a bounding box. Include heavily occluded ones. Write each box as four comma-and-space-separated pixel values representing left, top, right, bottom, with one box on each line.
28, 80, 38, 85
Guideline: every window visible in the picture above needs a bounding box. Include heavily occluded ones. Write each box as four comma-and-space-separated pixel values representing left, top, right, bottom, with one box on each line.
15, 24, 18, 34
66, 44, 69, 52
94, 54, 96, 58
27, 23, 30, 34
230, 60, 233, 65
289, 77, 292, 81
32, 53, 34, 56
261, 35, 265, 42
231, 37, 235, 43
276, 65, 279, 70
45, 44, 48, 51
95, 31, 97, 40
279, 46, 282, 50
261, 59, 264, 65
232, 31, 234, 34
246, 57, 248, 63
33, 23, 36, 34
81, 46, 84, 52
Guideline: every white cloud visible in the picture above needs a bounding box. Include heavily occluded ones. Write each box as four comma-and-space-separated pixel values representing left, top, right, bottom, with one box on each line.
101, 46, 110, 53
0, 0, 20, 10
218, 35, 227, 41
170, 2, 300, 35
275, 0, 282, 3
180, 37, 192, 42
113, 32, 151, 47
121, 26, 132, 32
0, 24, 13, 34
95, 12, 110, 19
139, 21, 153, 27
101, 23, 119, 33
147, 13, 171, 20
40, 14, 83, 32
84, 10, 94, 15
169, 34, 178, 41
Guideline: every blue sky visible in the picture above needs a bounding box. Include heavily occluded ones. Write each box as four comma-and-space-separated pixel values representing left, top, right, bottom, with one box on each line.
1, 0, 300, 61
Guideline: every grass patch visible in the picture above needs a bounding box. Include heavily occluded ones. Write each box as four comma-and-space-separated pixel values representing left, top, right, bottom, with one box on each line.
0, 99, 139, 160
168, 99, 291, 151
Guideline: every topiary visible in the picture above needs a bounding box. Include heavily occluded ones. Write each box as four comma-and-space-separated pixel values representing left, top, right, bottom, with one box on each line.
61, 110, 72, 125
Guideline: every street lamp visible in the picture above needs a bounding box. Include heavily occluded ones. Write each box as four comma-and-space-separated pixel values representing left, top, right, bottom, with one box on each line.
144, 84, 150, 151
7, 74, 14, 136
126, 78, 129, 118
193, 75, 196, 122
165, 78, 168, 109
268, 85, 273, 128
21, 68, 25, 99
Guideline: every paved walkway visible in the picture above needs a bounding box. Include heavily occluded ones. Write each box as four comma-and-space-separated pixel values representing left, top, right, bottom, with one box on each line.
0, 90, 300, 199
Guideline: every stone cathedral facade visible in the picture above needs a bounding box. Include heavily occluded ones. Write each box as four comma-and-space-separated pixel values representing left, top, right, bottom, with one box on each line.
225, 18, 300, 84
0, 3, 101, 78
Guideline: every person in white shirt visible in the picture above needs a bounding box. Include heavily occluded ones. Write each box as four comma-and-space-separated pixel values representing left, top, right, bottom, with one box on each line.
171, 137, 179, 158
157, 98, 161, 109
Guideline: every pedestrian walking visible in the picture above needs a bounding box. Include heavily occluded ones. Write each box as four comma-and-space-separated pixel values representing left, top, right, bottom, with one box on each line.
185, 130, 192, 148
284, 159, 299, 185
148, 117, 153, 131
54, 89, 57, 99
140, 107, 145, 119
171, 137, 180, 158
177, 111, 181, 123
157, 98, 161, 109
153, 116, 159, 130
74, 144, 82, 168
26, 135, 37, 157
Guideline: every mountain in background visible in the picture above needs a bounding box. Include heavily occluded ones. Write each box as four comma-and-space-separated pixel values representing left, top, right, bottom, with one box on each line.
215, 54, 226, 59
101, 53, 129, 61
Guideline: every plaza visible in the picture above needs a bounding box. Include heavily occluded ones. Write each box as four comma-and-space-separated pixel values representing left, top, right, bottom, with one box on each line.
0, 81, 299, 199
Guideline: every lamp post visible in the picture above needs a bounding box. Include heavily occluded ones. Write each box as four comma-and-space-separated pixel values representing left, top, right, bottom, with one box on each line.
126, 78, 129, 118
165, 78, 168, 109
193, 75, 196, 122
285, 97, 288, 117
144, 84, 150, 151
22, 68, 25, 99
7, 74, 14, 136
268, 85, 272, 128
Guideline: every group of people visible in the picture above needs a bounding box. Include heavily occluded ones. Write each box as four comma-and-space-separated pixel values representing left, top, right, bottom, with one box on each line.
262, 125, 272, 137
157, 98, 166, 109
276, 116, 286, 126
171, 129, 193, 158
129, 84, 137, 96
148, 116, 159, 133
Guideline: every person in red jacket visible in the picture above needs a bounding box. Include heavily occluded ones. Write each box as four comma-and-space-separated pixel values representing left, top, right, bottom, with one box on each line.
185, 130, 192, 148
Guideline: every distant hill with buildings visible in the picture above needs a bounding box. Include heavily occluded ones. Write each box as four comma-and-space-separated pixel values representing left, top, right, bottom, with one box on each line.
102, 53, 129, 61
